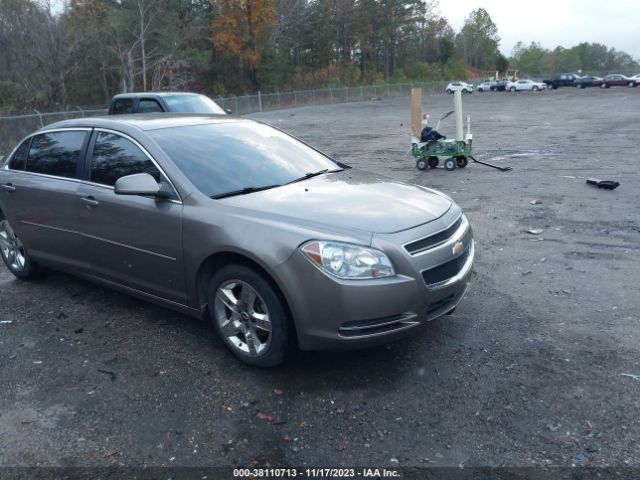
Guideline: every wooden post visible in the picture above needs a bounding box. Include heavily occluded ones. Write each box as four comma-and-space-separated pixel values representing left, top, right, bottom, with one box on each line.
410, 88, 422, 138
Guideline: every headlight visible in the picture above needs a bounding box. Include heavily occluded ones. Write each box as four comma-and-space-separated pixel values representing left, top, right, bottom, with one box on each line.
300, 241, 395, 279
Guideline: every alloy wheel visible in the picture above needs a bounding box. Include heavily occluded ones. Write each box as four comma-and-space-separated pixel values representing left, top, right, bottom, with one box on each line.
0, 220, 26, 272
214, 279, 272, 356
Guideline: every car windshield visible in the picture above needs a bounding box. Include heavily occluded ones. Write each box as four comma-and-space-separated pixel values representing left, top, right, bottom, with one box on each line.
163, 95, 225, 114
150, 121, 341, 198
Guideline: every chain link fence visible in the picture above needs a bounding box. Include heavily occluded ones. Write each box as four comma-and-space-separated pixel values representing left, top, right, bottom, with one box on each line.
0, 81, 447, 155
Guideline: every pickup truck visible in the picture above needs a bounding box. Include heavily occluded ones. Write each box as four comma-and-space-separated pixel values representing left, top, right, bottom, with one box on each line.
543, 74, 580, 89
108, 92, 230, 115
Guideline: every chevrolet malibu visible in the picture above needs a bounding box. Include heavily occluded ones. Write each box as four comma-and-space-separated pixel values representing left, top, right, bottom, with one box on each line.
0, 115, 474, 366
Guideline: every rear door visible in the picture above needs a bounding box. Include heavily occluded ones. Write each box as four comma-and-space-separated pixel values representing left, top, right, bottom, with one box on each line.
77, 129, 186, 303
1, 129, 90, 269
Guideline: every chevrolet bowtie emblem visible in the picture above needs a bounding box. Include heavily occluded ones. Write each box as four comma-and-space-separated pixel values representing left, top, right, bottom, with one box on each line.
452, 241, 465, 255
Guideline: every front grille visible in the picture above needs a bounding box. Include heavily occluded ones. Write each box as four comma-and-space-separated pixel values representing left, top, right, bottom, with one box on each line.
404, 216, 463, 255
422, 245, 470, 287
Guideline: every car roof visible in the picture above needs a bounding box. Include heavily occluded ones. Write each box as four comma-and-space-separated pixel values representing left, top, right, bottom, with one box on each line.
112, 92, 205, 100
40, 113, 243, 133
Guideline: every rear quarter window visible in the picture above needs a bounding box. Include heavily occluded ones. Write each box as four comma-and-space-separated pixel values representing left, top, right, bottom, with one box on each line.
8, 138, 31, 171
26, 131, 87, 179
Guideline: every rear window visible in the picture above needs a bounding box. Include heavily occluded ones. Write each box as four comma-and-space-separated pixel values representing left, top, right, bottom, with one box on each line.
26, 131, 86, 179
149, 121, 338, 198
112, 98, 134, 114
8, 138, 30, 171
163, 95, 225, 114
138, 99, 164, 113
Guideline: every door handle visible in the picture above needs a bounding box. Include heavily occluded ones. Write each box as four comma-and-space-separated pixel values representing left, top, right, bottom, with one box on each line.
80, 196, 99, 207
0, 183, 16, 193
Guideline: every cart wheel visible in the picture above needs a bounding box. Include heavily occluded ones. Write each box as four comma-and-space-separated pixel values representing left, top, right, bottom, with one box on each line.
444, 158, 456, 171
456, 156, 468, 168
427, 156, 439, 168
416, 159, 428, 171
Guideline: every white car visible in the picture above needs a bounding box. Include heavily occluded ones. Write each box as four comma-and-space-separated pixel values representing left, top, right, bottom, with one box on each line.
445, 82, 474, 94
506, 79, 546, 92
476, 81, 496, 92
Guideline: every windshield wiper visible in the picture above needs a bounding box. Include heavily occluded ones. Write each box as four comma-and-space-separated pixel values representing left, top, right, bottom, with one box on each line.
285, 168, 343, 185
210, 184, 282, 199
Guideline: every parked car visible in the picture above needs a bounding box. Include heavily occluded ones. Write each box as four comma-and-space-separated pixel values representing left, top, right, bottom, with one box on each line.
476, 81, 496, 92
0, 115, 474, 366
574, 76, 602, 89
594, 74, 636, 88
543, 73, 580, 89
490, 80, 509, 92
109, 92, 229, 115
445, 82, 474, 94
506, 79, 547, 92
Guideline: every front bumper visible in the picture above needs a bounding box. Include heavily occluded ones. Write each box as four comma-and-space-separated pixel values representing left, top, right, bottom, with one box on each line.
276, 207, 474, 351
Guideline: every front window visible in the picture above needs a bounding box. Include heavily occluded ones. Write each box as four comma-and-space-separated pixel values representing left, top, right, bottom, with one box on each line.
149, 121, 340, 198
90, 132, 160, 186
163, 95, 225, 114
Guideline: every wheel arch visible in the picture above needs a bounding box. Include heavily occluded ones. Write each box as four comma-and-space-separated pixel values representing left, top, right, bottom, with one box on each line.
195, 251, 296, 339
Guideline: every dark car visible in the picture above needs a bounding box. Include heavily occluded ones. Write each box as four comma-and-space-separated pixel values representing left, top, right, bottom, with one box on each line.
0, 114, 474, 367
109, 92, 229, 115
490, 80, 509, 92
594, 74, 636, 89
543, 73, 580, 89
574, 76, 601, 89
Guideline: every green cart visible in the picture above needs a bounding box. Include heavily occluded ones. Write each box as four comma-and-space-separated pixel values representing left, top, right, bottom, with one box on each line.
412, 137, 472, 171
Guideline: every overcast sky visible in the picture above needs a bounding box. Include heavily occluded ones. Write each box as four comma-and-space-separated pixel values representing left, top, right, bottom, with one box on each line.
446, 0, 640, 58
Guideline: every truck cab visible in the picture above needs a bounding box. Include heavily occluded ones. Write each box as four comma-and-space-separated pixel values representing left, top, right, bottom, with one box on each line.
109, 92, 230, 115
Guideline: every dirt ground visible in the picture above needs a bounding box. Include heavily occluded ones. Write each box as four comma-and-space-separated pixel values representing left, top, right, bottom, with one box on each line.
1, 88, 639, 470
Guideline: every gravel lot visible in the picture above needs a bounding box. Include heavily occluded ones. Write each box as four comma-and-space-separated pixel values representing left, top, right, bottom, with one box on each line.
1, 88, 639, 470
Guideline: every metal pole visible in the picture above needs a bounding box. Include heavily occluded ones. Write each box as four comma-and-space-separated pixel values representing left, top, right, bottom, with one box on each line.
33, 109, 44, 127
258, 91, 262, 112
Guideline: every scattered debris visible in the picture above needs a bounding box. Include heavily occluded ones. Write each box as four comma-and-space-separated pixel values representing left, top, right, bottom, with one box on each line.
335, 444, 346, 452
390, 458, 399, 464
33, 361, 43, 365
524, 229, 543, 235
74, 327, 84, 334
273, 419, 287, 425
586, 178, 620, 190
620, 373, 640, 382
0, 320, 13, 325
273, 389, 283, 395
256, 412, 274, 421
97, 368, 116, 381
529, 199, 543, 205
57, 312, 68, 319
105, 449, 119, 458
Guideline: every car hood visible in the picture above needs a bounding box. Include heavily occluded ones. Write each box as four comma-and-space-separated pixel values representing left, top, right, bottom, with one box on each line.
220, 169, 452, 234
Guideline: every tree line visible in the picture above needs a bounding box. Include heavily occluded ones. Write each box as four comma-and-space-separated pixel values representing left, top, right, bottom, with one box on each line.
0, 0, 637, 114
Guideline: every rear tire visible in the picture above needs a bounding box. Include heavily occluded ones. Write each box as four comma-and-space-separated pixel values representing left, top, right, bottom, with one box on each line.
208, 264, 292, 367
532, 86, 539, 91
455, 156, 468, 168
416, 159, 428, 171
600, 83, 608, 89
446, 89, 453, 95
510, 87, 516, 92
427, 156, 439, 168
0, 216, 40, 280
628, 82, 637, 88
444, 158, 456, 171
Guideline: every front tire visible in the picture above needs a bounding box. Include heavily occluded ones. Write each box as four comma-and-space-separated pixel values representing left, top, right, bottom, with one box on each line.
532, 86, 539, 91
446, 89, 453, 95
628, 82, 637, 88
0, 217, 40, 279
455, 156, 468, 168
600, 83, 608, 89
510, 87, 516, 92
416, 159, 428, 171
208, 264, 292, 367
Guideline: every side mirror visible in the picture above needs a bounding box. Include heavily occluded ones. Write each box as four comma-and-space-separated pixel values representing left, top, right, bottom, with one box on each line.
225, 108, 233, 115
114, 173, 163, 197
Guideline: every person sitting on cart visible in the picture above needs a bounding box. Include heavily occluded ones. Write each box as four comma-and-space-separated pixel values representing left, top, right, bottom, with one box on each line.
420, 125, 445, 142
